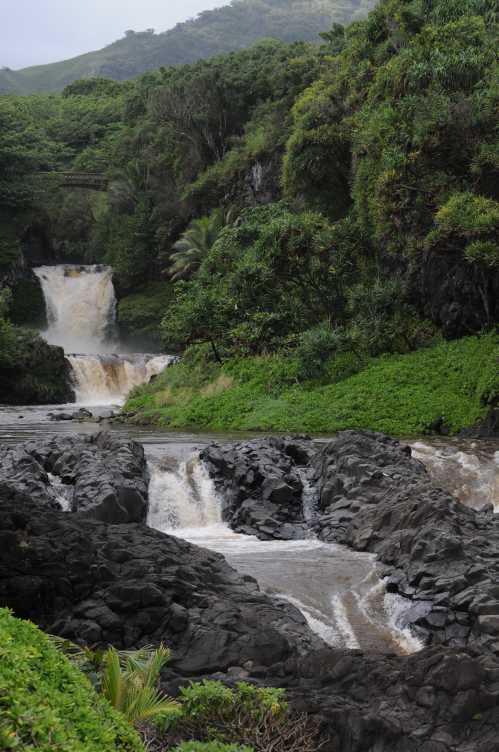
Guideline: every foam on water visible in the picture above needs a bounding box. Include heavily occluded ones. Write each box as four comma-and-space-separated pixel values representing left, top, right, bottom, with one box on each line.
412, 440, 499, 512
147, 453, 423, 654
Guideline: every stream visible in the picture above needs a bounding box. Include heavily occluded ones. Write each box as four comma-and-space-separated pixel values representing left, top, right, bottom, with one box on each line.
1, 263, 497, 657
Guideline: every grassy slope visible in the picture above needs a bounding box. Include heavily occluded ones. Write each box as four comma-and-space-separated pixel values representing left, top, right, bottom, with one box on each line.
0, 608, 143, 752
0, 0, 374, 94
125, 334, 498, 435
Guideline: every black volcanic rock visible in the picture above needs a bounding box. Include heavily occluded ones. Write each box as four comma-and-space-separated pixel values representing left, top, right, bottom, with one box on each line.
0, 491, 321, 676
312, 430, 499, 654
0, 432, 149, 523
200, 436, 315, 540
201, 431, 499, 656
1, 431, 499, 752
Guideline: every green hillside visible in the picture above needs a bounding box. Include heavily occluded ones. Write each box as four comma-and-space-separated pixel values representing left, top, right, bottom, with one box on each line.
0, 0, 374, 94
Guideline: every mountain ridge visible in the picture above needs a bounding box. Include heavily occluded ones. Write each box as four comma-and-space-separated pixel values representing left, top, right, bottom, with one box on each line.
0, 0, 375, 94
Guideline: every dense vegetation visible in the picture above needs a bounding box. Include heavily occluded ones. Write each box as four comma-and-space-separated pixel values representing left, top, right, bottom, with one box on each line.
0, 609, 143, 751
126, 334, 498, 435
0, 0, 497, 425
0, 0, 374, 94
1, 611, 323, 751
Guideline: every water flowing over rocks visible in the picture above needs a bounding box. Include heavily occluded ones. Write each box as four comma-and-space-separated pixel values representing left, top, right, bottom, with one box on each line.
0, 429, 499, 750
203, 431, 499, 656
0, 432, 148, 523
0, 492, 322, 674
312, 431, 499, 655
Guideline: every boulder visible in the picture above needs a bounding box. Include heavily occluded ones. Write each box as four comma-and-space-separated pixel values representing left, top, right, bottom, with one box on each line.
0, 491, 321, 676
201, 436, 314, 539
312, 431, 499, 654
0, 432, 149, 523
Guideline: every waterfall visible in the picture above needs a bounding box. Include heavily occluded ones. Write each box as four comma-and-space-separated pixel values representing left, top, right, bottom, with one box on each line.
34, 265, 116, 353
148, 456, 223, 535
34, 264, 173, 404
67, 354, 175, 405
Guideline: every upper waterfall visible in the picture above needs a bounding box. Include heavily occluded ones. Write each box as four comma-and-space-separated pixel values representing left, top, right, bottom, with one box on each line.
34, 265, 116, 354
34, 264, 173, 404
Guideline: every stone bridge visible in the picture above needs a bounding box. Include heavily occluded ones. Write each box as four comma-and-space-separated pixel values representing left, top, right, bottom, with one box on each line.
35, 172, 109, 190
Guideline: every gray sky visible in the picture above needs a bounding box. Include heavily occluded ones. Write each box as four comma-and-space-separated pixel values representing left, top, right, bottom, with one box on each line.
1, 0, 227, 70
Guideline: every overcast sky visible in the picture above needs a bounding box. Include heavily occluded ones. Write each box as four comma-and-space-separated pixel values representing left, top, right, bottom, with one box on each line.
1, 0, 227, 70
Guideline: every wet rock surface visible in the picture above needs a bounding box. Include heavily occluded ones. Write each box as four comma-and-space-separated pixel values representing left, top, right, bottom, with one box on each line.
203, 430, 499, 656
0, 491, 321, 674
1, 429, 499, 751
200, 436, 314, 540
0, 432, 148, 523
312, 431, 499, 655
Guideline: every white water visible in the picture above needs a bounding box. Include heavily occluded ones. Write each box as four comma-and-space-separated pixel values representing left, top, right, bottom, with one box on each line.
34, 265, 117, 353
34, 264, 173, 404
148, 455, 424, 654
68, 353, 174, 405
412, 440, 499, 512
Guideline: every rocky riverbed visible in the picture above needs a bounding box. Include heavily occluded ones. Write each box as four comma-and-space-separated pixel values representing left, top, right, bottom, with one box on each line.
1, 429, 498, 751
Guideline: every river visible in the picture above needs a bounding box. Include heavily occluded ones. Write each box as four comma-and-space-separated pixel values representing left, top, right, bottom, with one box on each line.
1, 263, 497, 656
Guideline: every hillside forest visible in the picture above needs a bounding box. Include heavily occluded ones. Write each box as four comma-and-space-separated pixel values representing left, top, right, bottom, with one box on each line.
0, 0, 497, 431
0, 0, 375, 94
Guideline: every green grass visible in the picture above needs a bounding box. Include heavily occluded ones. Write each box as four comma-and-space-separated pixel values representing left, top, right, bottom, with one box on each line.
0, 609, 144, 752
125, 334, 498, 436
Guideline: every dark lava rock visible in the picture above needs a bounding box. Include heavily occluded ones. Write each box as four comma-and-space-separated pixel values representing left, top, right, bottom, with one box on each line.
0, 491, 321, 676
201, 436, 315, 540
203, 431, 499, 656
312, 430, 499, 654
0, 333, 74, 405
0, 432, 149, 523
1, 432, 499, 752
73, 407, 93, 421
460, 407, 499, 439
280, 645, 499, 752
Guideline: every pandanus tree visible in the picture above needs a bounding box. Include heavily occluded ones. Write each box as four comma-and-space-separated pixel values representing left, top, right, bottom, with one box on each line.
168, 208, 228, 281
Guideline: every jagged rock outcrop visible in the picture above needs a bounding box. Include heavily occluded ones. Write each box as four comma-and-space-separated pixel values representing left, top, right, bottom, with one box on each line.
0, 433, 148, 523
0, 491, 321, 675
202, 431, 499, 656
312, 431, 499, 655
282, 645, 499, 752
201, 436, 314, 539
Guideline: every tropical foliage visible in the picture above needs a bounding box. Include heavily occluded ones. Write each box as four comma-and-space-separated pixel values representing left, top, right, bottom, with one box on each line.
0, 0, 497, 422
0, 608, 143, 752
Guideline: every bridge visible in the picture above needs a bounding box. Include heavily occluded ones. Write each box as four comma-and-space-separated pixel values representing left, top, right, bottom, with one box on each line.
35, 172, 109, 190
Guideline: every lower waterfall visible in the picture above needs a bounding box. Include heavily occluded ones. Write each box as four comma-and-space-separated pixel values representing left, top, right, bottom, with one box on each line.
68, 354, 175, 404
147, 454, 424, 654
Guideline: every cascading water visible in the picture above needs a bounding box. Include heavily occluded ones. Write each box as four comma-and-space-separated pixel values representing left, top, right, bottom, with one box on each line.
412, 440, 499, 512
34, 265, 117, 353
34, 264, 173, 404
147, 453, 424, 654
67, 353, 174, 405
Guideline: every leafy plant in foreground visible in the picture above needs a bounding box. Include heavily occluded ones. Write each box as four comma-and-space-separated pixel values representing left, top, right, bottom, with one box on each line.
166, 680, 328, 752
51, 637, 180, 726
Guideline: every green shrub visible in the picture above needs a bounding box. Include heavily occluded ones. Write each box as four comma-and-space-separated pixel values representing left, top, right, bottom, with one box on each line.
295, 324, 355, 380
165, 680, 325, 752
0, 608, 144, 752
